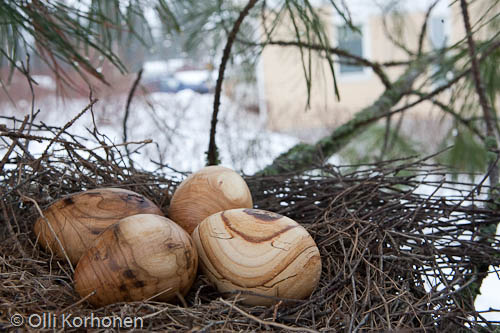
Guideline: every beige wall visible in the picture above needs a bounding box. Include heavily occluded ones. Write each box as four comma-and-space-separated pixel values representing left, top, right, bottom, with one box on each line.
258, 1, 498, 135
449, 0, 499, 44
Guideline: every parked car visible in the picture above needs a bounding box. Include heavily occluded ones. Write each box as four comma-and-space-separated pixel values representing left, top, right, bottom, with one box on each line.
161, 76, 210, 94
144, 74, 212, 94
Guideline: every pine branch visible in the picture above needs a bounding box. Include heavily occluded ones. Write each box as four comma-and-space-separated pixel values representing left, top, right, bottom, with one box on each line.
410, 91, 485, 141
458, 0, 499, 307
246, 39, 393, 89
381, 8, 416, 56
257, 60, 426, 176
123, 68, 143, 169
0, 0, 178, 88
206, 0, 260, 166
417, 0, 441, 55
257, 39, 500, 176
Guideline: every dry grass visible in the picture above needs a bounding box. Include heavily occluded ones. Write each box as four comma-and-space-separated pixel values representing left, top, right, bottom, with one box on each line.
1, 105, 500, 332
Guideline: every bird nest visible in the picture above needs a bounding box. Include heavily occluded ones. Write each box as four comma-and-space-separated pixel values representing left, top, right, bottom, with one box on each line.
1, 113, 500, 332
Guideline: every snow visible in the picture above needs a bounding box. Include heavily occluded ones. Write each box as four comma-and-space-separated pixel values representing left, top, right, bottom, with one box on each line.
0, 90, 298, 175
404, 174, 500, 323
143, 60, 170, 75
142, 59, 188, 81
476, 263, 500, 322
175, 70, 213, 85
31, 75, 56, 91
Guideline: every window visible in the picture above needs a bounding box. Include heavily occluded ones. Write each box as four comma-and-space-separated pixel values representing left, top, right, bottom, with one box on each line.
336, 24, 369, 78
428, 15, 449, 87
428, 16, 447, 49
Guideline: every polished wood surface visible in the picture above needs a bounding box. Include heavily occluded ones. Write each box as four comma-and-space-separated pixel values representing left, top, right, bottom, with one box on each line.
192, 208, 321, 306
169, 166, 253, 234
34, 187, 163, 265
74, 214, 198, 306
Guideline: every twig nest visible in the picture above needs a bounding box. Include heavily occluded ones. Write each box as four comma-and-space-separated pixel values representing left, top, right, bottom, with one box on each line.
192, 208, 322, 306
33, 188, 163, 265
74, 214, 198, 307
168, 166, 253, 234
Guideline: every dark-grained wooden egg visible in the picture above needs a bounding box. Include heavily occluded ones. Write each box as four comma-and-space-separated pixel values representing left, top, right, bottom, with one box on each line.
33, 188, 163, 265
74, 214, 198, 306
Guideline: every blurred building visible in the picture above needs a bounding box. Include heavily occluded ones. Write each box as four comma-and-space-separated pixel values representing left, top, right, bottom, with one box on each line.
256, 0, 497, 138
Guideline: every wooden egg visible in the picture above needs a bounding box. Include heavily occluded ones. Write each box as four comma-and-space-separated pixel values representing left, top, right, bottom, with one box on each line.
74, 214, 198, 307
33, 187, 163, 265
192, 208, 322, 306
168, 166, 253, 234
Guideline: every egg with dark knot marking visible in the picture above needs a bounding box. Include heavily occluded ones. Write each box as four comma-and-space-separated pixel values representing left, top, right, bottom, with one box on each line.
34, 187, 164, 265
192, 208, 321, 306
74, 214, 198, 307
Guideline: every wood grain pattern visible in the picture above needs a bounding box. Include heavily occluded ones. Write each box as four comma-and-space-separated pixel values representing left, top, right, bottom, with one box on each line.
192, 208, 321, 306
33, 188, 163, 265
74, 214, 198, 307
168, 166, 253, 234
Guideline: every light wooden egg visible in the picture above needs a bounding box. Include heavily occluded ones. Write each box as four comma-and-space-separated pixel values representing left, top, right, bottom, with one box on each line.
74, 214, 198, 307
192, 208, 321, 306
33, 187, 163, 265
168, 166, 253, 234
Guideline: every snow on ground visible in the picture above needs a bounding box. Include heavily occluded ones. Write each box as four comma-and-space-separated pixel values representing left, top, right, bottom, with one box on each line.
1, 90, 298, 175
407, 174, 500, 323
31, 75, 57, 91
174, 71, 213, 85
476, 259, 500, 323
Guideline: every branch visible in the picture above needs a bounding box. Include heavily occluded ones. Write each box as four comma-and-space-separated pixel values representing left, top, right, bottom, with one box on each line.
257, 39, 500, 176
207, 0, 260, 166
0, 116, 29, 172
417, 0, 441, 55
219, 299, 319, 333
381, 9, 415, 56
257, 61, 426, 175
123, 69, 143, 168
460, 0, 498, 155
247, 39, 393, 89
388, 39, 500, 115
459, 0, 499, 306
410, 91, 485, 141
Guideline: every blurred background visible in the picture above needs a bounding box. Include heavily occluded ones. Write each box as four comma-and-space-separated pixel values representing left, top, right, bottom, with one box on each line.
1, 0, 497, 175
